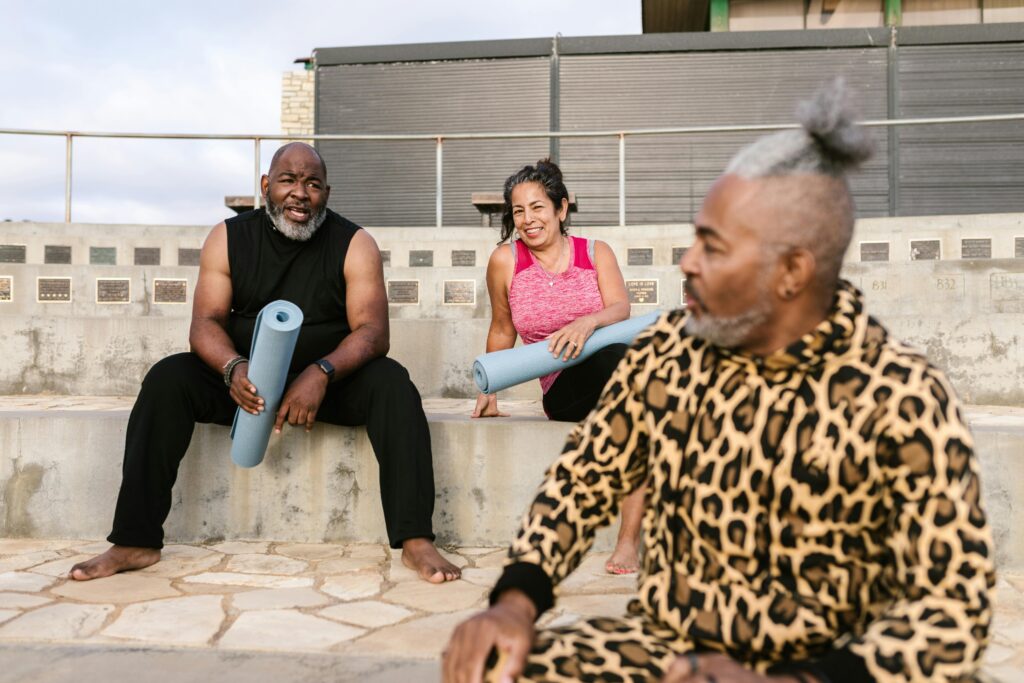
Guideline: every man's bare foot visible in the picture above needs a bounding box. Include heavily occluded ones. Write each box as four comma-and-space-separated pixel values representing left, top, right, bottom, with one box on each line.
401, 538, 461, 584
68, 545, 161, 581
605, 539, 640, 575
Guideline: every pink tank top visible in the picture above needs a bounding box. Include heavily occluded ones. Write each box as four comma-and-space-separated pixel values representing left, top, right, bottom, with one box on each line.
508, 236, 604, 394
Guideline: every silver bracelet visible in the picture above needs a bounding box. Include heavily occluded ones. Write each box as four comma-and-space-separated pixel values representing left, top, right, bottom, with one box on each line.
222, 356, 248, 387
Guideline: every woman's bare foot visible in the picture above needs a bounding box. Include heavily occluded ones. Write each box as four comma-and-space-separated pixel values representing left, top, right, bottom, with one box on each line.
401, 538, 461, 583
68, 545, 161, 581
605, 539, 640, 575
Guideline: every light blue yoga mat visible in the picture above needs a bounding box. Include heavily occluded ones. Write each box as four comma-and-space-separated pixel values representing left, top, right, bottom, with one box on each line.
473, 311, 660, 394
230, 300, 304, 468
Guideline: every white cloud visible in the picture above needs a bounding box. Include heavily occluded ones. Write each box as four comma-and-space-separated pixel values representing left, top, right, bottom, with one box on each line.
0, 0, 640, 224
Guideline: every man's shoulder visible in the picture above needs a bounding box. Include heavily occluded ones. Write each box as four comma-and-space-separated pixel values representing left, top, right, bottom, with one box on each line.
225, 208, 264, 228
324, 209, 363, 234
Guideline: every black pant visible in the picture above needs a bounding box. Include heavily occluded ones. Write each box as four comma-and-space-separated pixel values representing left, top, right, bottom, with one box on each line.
542, 344, 628, 423
108, 352, 436, 550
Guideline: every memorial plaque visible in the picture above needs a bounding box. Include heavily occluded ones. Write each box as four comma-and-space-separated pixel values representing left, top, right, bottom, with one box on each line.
961, 238, 992, 260
178, 248, 201, 266
0, 276, 11, 302
680, 279, 687, 307
387, 280, 419, 305
672, 247, 688, 264
153, 278, 187, 304
134, 247, 161, 266
0, 245, 25, 264
409, 250, 433, 267
1016, 238, 1024, 259
859, 242, 889, 262
627, 248, 653, 266
626, 279, 659, 305
90, 246, 116, 265
44, 245, 72, 264
37, 277, 72, 303
443, 280, 476, 305
380, 250, 391, 267
96, 278, 130, 304
909, 240, 941, 261
451, 250, 476, 267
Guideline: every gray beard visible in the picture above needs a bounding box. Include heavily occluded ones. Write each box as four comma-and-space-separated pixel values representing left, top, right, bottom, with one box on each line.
684, 293, 773, 349
266, 199, 327, 242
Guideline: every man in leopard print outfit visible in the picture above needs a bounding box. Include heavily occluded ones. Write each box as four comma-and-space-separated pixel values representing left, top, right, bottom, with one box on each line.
444, 81, 994, 683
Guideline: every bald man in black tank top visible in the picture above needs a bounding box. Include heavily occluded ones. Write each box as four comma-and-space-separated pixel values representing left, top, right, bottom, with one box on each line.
70, 143, 460, 584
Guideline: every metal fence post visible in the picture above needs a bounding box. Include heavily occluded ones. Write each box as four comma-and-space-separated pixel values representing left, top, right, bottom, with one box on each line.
64, 133, 73, 223
618, 133, 626, 227
436, 136, 444, 228
253, 138, 262, 209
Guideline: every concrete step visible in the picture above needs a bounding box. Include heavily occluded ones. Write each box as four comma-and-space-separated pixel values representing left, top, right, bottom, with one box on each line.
2, 397, 1022, 573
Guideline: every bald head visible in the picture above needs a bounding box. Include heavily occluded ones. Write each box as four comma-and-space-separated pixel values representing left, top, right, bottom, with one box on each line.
270, 142, 327, 179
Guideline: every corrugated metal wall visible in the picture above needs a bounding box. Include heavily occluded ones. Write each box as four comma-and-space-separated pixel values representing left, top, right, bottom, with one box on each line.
317, 59, 550, 227
896, 43, 1024, 215
315, 34, 1023, 226
559, 49, 890, 225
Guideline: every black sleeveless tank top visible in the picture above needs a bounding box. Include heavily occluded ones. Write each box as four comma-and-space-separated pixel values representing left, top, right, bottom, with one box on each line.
225, 208, 361, 372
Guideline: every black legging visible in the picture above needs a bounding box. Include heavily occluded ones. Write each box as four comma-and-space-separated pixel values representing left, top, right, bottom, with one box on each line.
541, 344, 628, 423
108, 352, 436, 550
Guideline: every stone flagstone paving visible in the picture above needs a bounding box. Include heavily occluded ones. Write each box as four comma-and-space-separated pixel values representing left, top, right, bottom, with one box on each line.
0, 538, 1019, 681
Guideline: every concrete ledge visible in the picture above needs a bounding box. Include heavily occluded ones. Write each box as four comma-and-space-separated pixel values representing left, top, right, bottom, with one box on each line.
1, 398, 1021, 572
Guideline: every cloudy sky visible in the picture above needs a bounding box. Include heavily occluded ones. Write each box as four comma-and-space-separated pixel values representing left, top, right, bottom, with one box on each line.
0, 0, 640, 225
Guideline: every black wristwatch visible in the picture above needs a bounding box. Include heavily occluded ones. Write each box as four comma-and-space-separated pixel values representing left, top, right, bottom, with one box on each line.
313, 359, 335, 382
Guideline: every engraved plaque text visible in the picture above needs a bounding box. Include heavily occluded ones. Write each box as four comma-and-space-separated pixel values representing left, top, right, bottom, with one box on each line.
409, 250, 433, 267
0, 245, 25, 264
672, 247, 688, 264
626, 279, 659, 305
134, 247, 161, 266
178, 248, 201, 266
97, 278, 130, 303
860, 242, 889, 262
387, 280, 419, 305
0, 276, 11, 302
153, 278, 187, 304
90, 247, 116, 265
381, 250, 391, 267
443, 280, 476, 305
38, 277, 71, 302
44, 245, 72, 264
451, 250, 476, 267
910, 240, 940, 261
627, 248, 653, 267
961, 238, 992, 260
1016, 238, 1024, 259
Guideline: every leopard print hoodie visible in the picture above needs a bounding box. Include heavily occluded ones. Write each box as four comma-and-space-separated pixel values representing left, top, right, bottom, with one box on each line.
502, 281, 995, 682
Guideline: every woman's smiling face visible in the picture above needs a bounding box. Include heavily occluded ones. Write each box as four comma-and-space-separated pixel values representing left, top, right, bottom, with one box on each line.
510, 181, 567, 249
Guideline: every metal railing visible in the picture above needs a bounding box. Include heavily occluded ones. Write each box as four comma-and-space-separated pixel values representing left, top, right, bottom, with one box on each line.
2, 112, 1023, 226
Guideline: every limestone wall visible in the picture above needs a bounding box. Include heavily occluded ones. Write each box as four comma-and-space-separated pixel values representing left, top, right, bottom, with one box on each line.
281, 70, 314, 141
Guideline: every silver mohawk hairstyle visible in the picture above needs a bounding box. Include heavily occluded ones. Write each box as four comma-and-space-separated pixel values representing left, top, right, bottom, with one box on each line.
725, 78, 875, 178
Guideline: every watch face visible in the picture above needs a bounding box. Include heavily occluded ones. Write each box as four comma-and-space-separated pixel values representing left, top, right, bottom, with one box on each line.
318, 360, 334, 376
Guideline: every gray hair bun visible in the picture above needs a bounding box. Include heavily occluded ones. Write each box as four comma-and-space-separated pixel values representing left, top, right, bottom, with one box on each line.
796, 77, 875, 171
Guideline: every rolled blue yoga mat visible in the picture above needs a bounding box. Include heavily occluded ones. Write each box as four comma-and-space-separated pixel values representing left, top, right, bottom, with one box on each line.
473, 311, 661, 395
230, 300, 304, 468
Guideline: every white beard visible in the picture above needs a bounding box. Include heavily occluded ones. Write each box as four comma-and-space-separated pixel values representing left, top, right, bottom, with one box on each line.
684, 291, 773, 349
266, 200, 327, 242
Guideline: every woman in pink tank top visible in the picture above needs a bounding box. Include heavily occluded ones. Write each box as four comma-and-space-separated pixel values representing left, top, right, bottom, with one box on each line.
471, 159, 644, 575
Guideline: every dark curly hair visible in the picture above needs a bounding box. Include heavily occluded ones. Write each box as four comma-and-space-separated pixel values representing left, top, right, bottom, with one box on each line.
499, 158, 570, 243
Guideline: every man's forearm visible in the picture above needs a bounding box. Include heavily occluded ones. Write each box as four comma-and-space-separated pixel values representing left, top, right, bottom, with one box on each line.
319, 322, 388, 381
189, 317, 242, 375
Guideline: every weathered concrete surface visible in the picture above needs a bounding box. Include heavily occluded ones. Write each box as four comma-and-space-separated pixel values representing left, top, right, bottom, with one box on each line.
0, 398, 1021, 572
0, 540, 1019, 683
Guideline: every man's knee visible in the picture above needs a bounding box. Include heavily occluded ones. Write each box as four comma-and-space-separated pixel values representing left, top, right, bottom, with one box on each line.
141, 353, 205, 392
360, 357, 412, 389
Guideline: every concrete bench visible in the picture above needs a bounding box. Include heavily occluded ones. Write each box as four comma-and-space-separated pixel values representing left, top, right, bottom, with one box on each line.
471, 192, 578, 227
1, 397, 1022, 573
